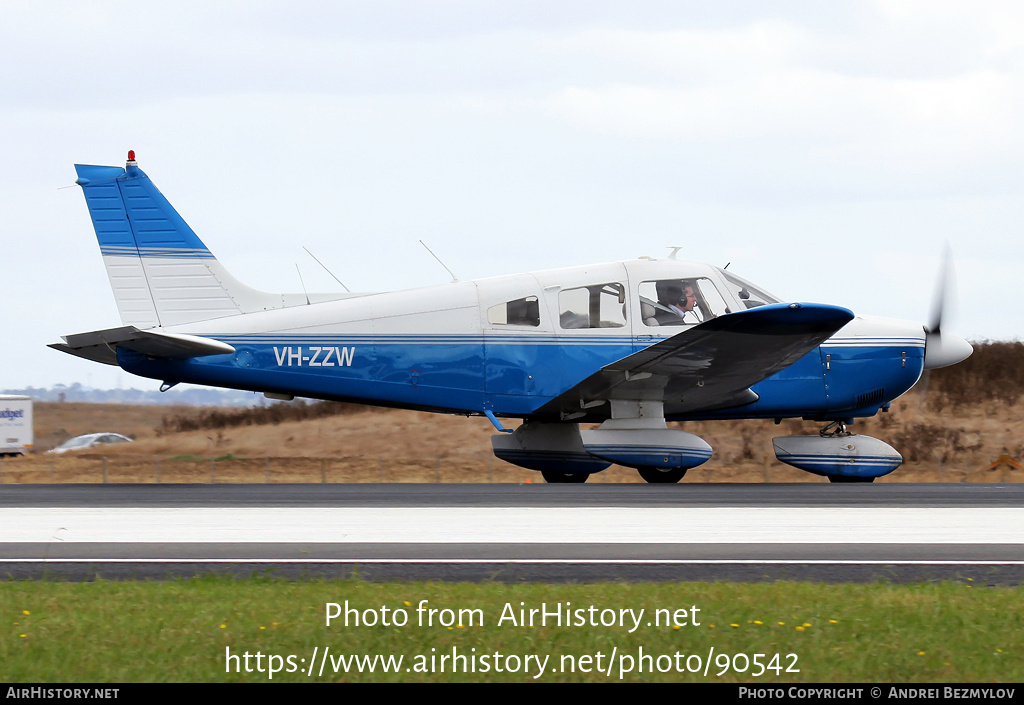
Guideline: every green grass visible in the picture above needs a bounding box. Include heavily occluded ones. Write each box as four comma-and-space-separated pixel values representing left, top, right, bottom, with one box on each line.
1, 578, 1020, 682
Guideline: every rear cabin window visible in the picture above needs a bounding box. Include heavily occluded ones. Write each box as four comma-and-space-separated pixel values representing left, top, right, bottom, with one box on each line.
487, 296, 540, 327
558, 283, 627, 329
639, 278, 730, 326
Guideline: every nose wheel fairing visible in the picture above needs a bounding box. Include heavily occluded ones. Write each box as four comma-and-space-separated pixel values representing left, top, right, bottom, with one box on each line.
772, 433, 902, 480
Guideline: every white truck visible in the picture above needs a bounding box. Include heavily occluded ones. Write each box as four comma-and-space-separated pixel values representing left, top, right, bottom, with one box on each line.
0, 395, 32, 456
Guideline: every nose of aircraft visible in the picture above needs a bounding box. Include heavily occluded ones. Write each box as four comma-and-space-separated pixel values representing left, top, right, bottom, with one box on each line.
924, 328, 973, 369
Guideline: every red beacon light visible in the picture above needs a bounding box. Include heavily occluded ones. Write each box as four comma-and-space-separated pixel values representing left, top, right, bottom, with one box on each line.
127, 150, 136, 162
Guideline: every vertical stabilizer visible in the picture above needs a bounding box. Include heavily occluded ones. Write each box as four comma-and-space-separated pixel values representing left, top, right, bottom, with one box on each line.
74, 152, 303, 328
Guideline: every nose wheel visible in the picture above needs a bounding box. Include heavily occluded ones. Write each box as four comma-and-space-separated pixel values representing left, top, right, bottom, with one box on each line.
637, 466, 687, 484
540, 470, 589, 483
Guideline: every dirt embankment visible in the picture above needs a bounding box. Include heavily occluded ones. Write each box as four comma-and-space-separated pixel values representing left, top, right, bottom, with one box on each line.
6, 342, 1023, 484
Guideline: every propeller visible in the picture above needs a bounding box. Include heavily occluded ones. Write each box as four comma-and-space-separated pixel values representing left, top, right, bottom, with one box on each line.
923, 244, 973, 369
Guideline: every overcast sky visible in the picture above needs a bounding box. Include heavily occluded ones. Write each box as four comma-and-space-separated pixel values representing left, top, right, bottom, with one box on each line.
2, 1, 1022, 389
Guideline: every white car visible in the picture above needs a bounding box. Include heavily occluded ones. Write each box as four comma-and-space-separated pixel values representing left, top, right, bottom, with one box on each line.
48, 433, 133, 454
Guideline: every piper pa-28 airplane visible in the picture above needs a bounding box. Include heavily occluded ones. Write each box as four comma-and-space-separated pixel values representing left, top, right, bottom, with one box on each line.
52, 152, 973, 483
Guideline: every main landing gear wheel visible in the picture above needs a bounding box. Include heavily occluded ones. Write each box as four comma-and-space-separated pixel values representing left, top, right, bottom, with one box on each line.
540, 470, 589, 483
637, 467, 687, 484
828, 476, 875, 483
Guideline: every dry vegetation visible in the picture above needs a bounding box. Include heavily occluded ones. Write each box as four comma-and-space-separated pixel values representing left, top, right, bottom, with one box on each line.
4, 342, 1023, 484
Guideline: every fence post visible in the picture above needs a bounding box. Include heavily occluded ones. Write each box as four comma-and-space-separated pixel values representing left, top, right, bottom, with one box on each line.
155, 458, 161, 484
264, 457, 270, 483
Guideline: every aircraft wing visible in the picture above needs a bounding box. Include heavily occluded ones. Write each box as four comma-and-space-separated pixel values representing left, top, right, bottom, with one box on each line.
49, 326, 235, 366
535, 303, 854, 419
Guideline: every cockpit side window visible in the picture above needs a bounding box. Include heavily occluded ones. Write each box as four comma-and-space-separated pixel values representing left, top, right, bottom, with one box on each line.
719, 271, 781, 309
487, 296, 540, 327
639, 278, 730, 327
558, 283, 627, 329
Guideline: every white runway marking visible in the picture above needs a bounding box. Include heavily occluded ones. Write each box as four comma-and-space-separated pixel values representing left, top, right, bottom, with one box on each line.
1, 507, 1022, 544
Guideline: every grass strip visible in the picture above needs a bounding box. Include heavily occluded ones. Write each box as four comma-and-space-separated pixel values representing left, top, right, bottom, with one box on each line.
1, 578, 1020, 682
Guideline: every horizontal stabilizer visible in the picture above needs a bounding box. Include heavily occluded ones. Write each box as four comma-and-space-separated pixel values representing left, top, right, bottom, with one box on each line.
49, 326, 235, 366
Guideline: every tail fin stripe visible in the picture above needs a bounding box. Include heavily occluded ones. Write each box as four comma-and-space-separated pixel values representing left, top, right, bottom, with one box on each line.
99, 245, 214, 259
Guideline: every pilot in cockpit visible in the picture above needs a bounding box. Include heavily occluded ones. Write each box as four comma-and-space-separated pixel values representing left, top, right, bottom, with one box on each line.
652, 279, 700, 325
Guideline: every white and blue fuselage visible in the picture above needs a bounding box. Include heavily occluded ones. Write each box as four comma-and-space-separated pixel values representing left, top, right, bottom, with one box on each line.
108, 258, 925, 424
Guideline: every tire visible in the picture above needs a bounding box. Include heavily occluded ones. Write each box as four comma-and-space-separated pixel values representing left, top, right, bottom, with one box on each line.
540, 470, 589, 483
637, 466, 687, 484
827, 475, 874, 483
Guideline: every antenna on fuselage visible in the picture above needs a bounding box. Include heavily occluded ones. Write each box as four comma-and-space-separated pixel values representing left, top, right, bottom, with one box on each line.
419, 240, 459, 282
302, 246, 351, 292
667, 246, 683, 260
295, 263, 311, 305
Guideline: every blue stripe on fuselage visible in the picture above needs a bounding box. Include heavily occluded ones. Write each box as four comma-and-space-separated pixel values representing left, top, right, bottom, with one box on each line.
116, 335, 924, 420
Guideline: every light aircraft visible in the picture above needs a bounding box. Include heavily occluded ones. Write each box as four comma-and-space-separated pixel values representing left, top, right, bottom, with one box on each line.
52, 152, 973, 483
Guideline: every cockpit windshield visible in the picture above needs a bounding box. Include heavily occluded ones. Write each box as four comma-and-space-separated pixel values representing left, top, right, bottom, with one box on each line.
718, 270, 781, 310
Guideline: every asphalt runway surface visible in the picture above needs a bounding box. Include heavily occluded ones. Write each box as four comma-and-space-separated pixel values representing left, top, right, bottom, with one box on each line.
1, 483, 1022, 583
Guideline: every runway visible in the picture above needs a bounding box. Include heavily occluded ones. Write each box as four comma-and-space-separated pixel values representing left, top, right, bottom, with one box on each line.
1, 483, 1022, 583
